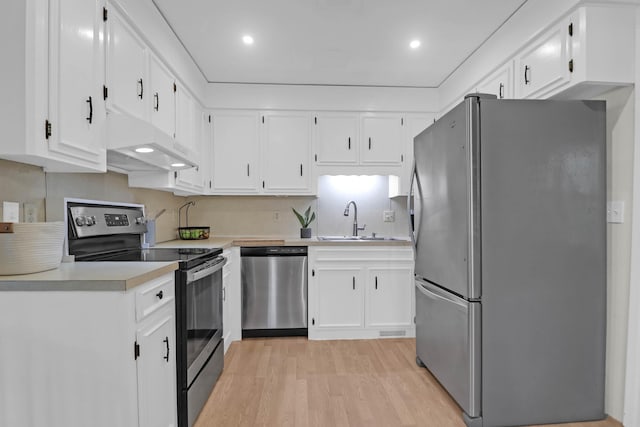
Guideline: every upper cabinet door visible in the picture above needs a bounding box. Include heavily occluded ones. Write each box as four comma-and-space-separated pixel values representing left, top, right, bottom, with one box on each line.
476, 61, 513, 99
211, 111, 260, 193
360, 113, 404, 165
47, 0, 106, 171
106, 6, 148, 120
515, 22, 570, 99
262, 112, 312, 193
174, 83, 194, 154
313, 113, 359, 165
149, 54, 175, 139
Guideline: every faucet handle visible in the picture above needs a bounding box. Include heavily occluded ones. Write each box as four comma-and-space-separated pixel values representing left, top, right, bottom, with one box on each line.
358, 224, 366, 231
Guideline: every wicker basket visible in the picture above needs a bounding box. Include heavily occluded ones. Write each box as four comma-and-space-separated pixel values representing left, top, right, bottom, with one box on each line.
178, 226, 210, 240
0, 222, 65, 275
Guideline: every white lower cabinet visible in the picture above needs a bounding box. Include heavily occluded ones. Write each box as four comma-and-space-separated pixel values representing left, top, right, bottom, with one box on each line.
0, 273, 177, 427
366, 267, 414, 328
222, 247, 242, 352
308, 246, 415, 340
315, 267, 364, 329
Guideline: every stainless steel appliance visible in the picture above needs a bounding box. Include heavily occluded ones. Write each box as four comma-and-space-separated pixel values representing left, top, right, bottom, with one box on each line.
241, 246, 308, 337
65, 199, 225, 427
410, 95, 606, 426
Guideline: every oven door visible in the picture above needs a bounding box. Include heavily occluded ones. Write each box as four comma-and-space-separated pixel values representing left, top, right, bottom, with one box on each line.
186, 257, 224, 385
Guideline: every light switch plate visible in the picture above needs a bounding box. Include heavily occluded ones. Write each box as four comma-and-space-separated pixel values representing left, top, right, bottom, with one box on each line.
607, 201, 625, 224
2, 201, 20, 223
383, 210, 395, 222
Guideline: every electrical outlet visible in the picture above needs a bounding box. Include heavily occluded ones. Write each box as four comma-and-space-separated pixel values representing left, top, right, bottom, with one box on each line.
24, 202, 38, 223
383, 210, 395, 222
607, 201, 625, 224
2, 201, 20, 223
273, 211, 280, 222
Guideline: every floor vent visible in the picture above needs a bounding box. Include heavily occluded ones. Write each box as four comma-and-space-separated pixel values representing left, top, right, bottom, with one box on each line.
379, 330, 406, 337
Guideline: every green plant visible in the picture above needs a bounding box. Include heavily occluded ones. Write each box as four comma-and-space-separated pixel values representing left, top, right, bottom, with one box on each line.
292, 206, 316, 228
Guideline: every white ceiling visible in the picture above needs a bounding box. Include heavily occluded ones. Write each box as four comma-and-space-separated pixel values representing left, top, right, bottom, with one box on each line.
152, 0, 527, 88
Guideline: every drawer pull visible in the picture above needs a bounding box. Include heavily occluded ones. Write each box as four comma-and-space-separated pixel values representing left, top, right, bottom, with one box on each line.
156, 290, 164, 300
163, 337, 170, 362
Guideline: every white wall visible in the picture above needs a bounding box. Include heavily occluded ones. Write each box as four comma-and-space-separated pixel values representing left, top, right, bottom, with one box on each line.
205, 83, 438, 112
316, 175, 409, 238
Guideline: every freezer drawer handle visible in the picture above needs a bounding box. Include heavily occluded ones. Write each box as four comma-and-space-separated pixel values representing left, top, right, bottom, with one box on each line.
415, 281, 467, 308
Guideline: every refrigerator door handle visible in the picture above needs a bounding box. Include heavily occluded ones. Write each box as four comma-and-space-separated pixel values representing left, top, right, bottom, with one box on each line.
407, 160, 418, 250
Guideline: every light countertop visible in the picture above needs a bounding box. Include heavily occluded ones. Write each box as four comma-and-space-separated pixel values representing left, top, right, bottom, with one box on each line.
0, 235, 410, 291
0, 261, 179, 292
154, 236, 412, 248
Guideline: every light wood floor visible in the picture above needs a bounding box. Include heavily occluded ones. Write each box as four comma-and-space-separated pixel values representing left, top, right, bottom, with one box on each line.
194, 338, 621, 427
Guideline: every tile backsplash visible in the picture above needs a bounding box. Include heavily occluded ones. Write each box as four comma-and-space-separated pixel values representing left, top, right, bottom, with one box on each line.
1, 159, 409, 241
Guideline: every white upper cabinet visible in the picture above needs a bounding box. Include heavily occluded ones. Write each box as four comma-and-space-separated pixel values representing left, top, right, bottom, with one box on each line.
313, 113, 359, 165
515, 21, 569, 99
476, 61, 513, 99
174, 82, 195, 154
360, 113, 405, 165
210, 111, 261, 193
261, 111, 313, 194
105, 5, 148, 120
0, 0, 106, 172
149, 54, 176, 139
47, 0, 106, 171
515, 5, 634, 100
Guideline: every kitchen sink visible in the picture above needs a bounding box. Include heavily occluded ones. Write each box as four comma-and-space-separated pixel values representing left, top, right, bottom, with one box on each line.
317, 235, 402, 241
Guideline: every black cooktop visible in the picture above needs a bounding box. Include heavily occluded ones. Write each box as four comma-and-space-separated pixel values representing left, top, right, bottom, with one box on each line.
80, 247, 222, 268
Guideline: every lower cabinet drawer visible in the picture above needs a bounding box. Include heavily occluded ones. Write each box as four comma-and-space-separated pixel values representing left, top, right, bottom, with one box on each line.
135, 273, 175, 321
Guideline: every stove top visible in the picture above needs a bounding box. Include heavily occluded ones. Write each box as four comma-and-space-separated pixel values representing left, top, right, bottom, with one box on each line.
79, 247, 223, 269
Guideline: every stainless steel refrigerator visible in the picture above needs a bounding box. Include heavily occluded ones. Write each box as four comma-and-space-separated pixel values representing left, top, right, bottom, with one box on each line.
410, 94, 606, 427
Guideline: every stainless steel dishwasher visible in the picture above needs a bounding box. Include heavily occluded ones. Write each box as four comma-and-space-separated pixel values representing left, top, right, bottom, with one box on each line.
241, 246, 308, 337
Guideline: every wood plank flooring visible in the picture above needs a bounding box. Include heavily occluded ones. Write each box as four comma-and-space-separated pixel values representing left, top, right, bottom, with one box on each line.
194, 338, 621, 427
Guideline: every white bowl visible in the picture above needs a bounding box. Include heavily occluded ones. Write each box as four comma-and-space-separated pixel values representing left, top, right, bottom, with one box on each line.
0, 222, 65, 275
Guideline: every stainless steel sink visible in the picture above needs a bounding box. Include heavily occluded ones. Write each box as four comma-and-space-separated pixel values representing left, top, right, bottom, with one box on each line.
317, 235, 401, 241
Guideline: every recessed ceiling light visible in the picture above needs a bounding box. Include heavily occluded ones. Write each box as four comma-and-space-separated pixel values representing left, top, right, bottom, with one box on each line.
410, 40, 421, 49
135, 147, 154, 153
242, 35, 254, 45
171, 163, 186, 168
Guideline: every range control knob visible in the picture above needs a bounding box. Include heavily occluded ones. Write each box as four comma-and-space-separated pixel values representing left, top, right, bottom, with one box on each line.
135, 217, 145, 225
85, 216, 96, 226
75, 216, 86, 227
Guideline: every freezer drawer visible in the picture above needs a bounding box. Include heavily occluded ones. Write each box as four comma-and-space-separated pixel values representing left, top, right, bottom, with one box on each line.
415, 279, 481, 418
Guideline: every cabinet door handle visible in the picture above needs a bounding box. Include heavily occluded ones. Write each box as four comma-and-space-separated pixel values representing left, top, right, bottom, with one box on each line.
300, 164, 303, 176
348, 137, 351, 150
154, 92, 159, 111
352, 276, 355, 290
223, 287, 226, 301
156, 290, 164, 300
137, 78, 144, 99
375, 276, 378, 290
368, 137, 372, 150
499, 83, 504, 99
163, 337, 169, 362
524, 66, 531, 85
247, 163, 250, 176
86, 96, 93, 124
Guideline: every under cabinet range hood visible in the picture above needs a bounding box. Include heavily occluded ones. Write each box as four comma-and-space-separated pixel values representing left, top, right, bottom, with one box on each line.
105, 113, 197, 172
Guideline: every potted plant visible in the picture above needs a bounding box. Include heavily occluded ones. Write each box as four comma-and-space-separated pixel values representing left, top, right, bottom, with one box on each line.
292, 206, 316, 238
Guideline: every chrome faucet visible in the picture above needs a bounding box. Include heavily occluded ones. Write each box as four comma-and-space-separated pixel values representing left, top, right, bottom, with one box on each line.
344, 200, 366, 236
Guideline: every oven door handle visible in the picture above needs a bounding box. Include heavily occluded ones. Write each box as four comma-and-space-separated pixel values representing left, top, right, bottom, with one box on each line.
187, 257, 226, 283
